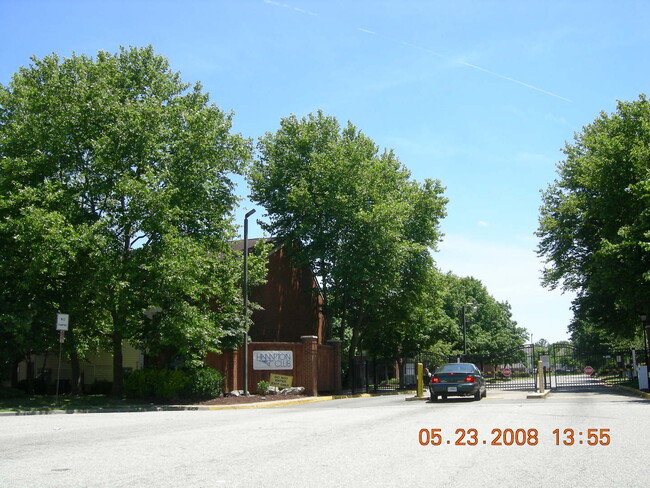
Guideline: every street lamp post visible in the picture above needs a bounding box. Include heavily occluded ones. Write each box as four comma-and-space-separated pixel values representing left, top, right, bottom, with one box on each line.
242, 209, 255, 397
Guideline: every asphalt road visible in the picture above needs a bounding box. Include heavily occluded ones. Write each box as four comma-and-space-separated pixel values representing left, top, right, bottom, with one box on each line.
1, 389, 648, 488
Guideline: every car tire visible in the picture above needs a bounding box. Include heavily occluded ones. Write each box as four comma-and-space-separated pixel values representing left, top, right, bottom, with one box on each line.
482, 388, 487, 398
474, 390, 481, 401
430, 394, 438, 402
441, 395, 447, 401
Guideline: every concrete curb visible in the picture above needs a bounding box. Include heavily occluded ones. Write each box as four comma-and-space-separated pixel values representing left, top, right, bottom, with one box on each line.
526, 390, 551, 399
0, 391, 417, 416
611, 385, 650, 400
173, 391, 417, 410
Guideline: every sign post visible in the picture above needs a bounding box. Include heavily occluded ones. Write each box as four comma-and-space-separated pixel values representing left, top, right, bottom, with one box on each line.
55, 314, 69, 403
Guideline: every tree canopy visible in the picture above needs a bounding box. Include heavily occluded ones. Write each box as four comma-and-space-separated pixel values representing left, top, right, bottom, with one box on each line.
248, 111, 449, 369
537, 95, 650, 341
0, 46, 259, 394
439, 273, 528, 368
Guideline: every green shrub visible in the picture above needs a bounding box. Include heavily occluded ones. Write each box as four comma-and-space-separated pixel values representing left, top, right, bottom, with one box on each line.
124, 369, 189, 400
257, 380, 270, 395
124, 367, 223, 401
87, 380, 113, 395
155, 370, 188, 399
184, 367, 224, 399
124, 369, 152, 398
0, 387, 27, 399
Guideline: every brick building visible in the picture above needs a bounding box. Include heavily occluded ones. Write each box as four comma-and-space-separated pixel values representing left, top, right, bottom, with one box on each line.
207, 239, 341, 394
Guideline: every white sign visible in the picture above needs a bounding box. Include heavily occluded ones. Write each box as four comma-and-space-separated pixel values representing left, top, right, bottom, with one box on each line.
56, 313, 69, 331
253, 350, 293, 370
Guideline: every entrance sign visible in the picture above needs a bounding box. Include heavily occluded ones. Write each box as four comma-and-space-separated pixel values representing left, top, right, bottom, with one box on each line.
253, 350, 293, 370
502, 368, 512, 377
584, 365, 595, 376
56, 313, 69, 331
269, 373, 293, 388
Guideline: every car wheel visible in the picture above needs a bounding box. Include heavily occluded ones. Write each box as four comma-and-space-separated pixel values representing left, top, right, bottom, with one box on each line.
430, 394, 438, 402
441, 395, 447, 401
474, 390, 481, 401
482, 388, 487, 398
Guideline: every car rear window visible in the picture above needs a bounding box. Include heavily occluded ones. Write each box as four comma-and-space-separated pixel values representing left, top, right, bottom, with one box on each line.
437, 364, 476, 374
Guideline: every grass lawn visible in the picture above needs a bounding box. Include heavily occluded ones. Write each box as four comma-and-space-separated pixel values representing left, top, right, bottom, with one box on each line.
0, 394, 154, 413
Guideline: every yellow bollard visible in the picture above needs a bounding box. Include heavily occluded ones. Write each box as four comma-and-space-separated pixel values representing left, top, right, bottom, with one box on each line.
417, 363, 424, 398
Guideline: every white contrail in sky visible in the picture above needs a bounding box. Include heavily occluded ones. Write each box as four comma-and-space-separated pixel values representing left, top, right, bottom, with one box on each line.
262, 0, 572, 103
263, 0, 317, 16
358, 27, 572, 103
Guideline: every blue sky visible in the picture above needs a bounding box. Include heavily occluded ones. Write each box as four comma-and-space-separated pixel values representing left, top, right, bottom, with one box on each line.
2, 0, 649, 344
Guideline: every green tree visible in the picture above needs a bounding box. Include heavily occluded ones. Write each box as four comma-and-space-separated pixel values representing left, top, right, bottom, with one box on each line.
439, 274, 528, 369
537, 95, 650, 341
248, 111, 448, 378
0, 46, 253, 395
363, 254, 457, 361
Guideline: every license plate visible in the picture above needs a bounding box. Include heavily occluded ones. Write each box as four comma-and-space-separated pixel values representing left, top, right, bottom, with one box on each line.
447, 386, 457, 392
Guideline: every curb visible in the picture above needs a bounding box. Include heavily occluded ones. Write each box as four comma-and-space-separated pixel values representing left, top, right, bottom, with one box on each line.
174, 391, 416, 410
0, 391, 417, 416
611, 385, 650, 400
405, 396, 429, 402
526, 390, 551, 399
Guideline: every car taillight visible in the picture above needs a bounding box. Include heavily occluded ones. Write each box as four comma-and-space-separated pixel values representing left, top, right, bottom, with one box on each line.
432, 377, 440, 383
465, 376, 476, 383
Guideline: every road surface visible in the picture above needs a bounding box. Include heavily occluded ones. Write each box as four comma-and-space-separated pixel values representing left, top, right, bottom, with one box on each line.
1, 389, 648, 487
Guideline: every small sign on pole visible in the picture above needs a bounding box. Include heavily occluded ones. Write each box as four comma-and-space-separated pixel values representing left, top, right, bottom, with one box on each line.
584, 365, 595, 376
56, 313, 69, 331
55, 313, 69, 404
502, 368, 512, 377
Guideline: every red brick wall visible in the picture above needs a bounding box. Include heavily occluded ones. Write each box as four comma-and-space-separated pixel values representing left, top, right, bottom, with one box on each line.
248, 246, 326, 344
206, 339, 342, 394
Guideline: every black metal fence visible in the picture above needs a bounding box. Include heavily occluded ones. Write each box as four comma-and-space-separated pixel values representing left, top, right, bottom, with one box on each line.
464, 345, 538, 391
346, 345, 641, 394
543, 344, 637, 390
348, 357, 422, 394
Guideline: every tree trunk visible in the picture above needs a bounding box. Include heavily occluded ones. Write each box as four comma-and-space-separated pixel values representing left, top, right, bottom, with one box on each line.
346, 325, 361, 390
11, 359, 19, 388
111, 332, 123, 397
70, 350, 82, 395
25, 356, 35, 395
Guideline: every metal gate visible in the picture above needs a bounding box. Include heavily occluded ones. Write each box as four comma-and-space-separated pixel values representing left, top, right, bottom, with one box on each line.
543, 344, 637, 390
469, 345, 537, 391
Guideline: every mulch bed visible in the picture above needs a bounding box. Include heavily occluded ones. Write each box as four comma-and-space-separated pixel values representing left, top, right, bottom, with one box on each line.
195, 394, 307, 406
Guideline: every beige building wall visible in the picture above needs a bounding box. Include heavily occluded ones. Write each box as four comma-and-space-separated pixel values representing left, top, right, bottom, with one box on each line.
16, 342, 144, 385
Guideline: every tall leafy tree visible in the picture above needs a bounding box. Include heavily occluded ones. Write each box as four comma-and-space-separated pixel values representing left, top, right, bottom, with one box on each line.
0, 46, 252, 395
439, 273, 528, 369
537, 95, 650, 341
363, 253, 456, 361
248, 111, 448, 375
